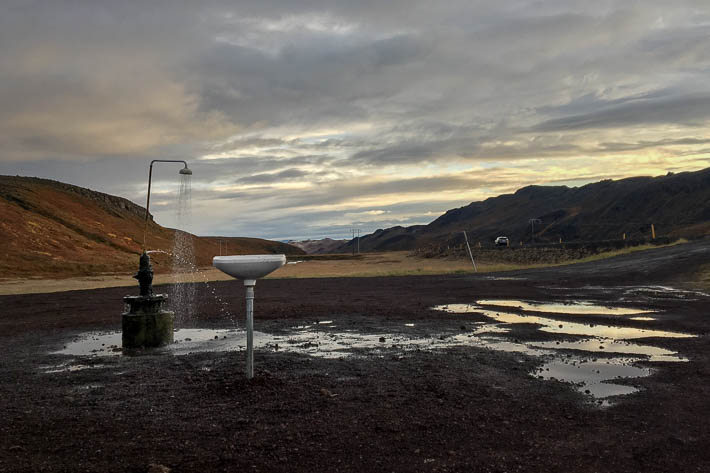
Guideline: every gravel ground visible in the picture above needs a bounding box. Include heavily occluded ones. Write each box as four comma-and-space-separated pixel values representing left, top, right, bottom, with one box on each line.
1, 240, 709, 472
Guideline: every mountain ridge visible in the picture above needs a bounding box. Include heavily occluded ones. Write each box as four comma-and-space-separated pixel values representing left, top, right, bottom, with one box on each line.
339, 168, 710, 252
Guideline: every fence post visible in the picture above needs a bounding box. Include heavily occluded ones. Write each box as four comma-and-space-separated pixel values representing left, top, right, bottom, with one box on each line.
462, 231, 477, 272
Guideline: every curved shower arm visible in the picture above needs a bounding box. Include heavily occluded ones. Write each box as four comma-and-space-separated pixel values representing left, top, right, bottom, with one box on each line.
143, 160, 192, 250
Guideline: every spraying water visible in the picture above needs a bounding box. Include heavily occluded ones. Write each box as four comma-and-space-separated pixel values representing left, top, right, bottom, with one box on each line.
171, 172, 196, 325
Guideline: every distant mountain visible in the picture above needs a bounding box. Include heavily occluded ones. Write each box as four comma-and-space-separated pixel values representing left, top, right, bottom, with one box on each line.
339, 168, 710, 252
289, 238, 348, 254
0, 176, 304, 278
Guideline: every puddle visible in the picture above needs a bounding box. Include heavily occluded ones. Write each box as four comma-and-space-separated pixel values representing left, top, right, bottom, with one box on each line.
39, 362, 111, 374
621, 285, 709, 301
49, 295, 694, 405
54, 328, 432, 359
437, 305, 693, 340
630, 316, 656, 321
50, 324, 644, 401
528, 339, 686, 362
534, 358, 651, 398
566, 285, 710, 301
433, 302, 695, 401
481, 276, 526, 281
53, 326, 546, 364
476, 299, 654, 316
471, 324, 511, 335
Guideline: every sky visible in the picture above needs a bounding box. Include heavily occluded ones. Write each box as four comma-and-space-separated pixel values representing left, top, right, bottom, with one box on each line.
1, 0, 709, 241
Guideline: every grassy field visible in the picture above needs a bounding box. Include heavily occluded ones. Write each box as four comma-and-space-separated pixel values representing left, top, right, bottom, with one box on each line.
271, 252, 525, 278
0, 242, 689, 295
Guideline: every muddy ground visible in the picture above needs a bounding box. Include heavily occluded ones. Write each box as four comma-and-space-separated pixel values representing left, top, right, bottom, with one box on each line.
1, 240, 710, 472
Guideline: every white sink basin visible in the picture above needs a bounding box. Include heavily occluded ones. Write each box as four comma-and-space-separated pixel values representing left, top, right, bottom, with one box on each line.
213, 254, 286, 283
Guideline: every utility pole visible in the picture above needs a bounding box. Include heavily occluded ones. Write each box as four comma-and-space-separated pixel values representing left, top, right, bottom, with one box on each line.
528, 218, 541, 244
351, 229, 360, 255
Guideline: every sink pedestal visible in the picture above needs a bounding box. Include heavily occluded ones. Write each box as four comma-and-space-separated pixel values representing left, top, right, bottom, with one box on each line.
244, 280, 255, 378
212, 255, 286, 379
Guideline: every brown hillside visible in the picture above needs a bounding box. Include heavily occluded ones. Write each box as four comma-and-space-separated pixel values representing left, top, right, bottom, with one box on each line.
0, 176, 304, 279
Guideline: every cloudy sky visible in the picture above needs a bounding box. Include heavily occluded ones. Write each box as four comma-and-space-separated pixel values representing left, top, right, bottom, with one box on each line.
1, 1, 709, 240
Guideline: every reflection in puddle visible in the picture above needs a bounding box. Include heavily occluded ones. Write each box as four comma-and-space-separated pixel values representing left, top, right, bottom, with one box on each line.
471, 324, 511, 335
53, 329, 420, 359
556, 285, 710, 301
434, 302, 694, 401
438, 305, 693, 340
39, 362, 111, 373
534, 358, 651, 398
54, 327, 549, 362
528, 339, 686, 362
630, 316, 656, 321
476, 299, 654, 316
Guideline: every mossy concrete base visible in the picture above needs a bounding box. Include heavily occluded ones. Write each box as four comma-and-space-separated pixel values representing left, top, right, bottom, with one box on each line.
122, 294, 174, 349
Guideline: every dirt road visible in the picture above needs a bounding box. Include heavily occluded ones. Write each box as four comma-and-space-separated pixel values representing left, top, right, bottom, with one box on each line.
1, 240, 709, 472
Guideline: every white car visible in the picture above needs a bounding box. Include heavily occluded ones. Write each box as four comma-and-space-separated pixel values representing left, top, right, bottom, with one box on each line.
495, 236, 509, 246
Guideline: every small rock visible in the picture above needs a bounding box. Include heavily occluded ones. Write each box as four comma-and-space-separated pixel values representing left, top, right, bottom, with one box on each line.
147, 464, 171, 473
379, 337, 386, 343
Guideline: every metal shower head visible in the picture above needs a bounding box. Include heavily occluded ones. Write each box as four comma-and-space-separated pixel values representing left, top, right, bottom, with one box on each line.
179, 166, 192, 175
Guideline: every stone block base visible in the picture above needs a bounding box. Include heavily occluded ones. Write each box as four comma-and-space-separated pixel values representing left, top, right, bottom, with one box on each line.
122, 311, 174, 349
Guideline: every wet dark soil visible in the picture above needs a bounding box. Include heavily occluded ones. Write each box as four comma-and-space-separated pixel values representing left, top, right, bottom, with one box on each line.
1, 240, 710, 472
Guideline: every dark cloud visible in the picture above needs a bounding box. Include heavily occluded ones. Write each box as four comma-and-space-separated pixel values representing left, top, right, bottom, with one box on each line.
596, 137, 710, 153
534, 94, 710, 132
237, 168, 310, 184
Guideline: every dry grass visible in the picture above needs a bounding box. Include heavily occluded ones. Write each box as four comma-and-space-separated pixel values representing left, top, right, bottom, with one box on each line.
269, 252, 528, 278
0, 242, 690, 295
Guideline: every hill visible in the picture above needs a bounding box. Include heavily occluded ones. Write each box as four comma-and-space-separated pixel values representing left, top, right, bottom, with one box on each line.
288, 238, 348, 254
340, 168, 710, 252
0, 175, 303, 278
